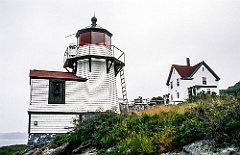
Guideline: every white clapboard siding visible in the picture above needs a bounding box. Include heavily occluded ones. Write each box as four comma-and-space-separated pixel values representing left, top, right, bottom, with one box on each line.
76, 45, 112, 57
30, 79, 49, 104
77, 59, 119, 112
65, 81, 88, 112
30, 114, 78, 133
29, 79, 87, 113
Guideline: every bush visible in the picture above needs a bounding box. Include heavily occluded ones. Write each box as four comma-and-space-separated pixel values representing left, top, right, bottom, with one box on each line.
51, 111, 120, 150
51, 95, 240, 154
176, 119, 207, 145
51, 134, 68, 148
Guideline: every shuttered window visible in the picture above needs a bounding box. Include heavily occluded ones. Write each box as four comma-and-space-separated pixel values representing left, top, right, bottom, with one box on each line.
48, 79, 65, 104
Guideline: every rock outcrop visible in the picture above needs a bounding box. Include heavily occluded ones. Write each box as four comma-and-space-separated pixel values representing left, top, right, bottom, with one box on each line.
161, 140, 240, 155
19, 139, 239, 155
27, 134, 55, 151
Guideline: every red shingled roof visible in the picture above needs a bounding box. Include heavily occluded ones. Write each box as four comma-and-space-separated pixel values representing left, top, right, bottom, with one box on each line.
29, 70, 87, 81
173, 62, 201, 78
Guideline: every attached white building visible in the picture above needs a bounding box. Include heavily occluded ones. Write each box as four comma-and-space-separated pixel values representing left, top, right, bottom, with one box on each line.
166, 58, 220, 103
28, 70, 87, 133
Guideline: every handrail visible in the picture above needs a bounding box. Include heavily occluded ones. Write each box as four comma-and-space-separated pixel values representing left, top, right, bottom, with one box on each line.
64, 44, 125, 64
111, 45, 125, 63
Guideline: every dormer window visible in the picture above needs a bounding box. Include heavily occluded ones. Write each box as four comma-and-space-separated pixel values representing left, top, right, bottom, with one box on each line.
202, 67, 204, 71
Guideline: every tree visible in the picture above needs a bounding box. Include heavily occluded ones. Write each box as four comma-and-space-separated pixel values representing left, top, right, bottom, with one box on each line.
151, 96, 163, 104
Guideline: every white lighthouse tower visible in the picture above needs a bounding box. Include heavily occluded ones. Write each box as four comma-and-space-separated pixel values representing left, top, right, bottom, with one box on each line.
63, 15, 127, 112
27, 16, 128, 149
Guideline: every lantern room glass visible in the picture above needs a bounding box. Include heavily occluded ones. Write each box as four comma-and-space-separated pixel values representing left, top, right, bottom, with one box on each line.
78, 31, 111, 48
105, 34, 111, 48
79, 32, 91, 46
91, 32, 105, 45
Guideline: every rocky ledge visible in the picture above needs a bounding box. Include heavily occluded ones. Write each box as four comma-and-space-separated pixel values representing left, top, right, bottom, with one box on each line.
14, 139, 239, 155
161, 140, 240, 155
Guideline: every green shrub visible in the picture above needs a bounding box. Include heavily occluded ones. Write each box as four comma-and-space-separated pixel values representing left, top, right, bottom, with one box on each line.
188, 97, 240, 144
225, 120, 240, 133
51, 95, 240, 153
51, 111, 120, 150
176, 119, 207, 145
51, 134, 68, 148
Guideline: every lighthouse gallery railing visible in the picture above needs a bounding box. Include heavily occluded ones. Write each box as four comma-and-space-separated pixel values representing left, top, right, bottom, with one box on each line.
64, 44, 125, 64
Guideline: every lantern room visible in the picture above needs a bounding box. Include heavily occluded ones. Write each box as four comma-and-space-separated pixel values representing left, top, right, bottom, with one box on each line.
76, 16, 112, 48
63, 15, 126, 78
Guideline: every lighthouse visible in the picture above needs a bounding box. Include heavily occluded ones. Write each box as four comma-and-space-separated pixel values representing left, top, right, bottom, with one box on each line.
63, 15, 128, 112
27, 16, 127, 145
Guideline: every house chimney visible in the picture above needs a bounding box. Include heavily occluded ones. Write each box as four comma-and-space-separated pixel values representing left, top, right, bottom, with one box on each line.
186, 58, 190, 66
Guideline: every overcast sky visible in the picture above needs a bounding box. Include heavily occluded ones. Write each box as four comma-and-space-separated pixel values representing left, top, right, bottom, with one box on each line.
0, 0, 239, 133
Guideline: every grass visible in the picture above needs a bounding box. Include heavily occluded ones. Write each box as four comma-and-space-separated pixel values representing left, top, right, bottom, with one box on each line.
129, 103, 191, 115
0, 145, 26, 155
50, 94, 240, 154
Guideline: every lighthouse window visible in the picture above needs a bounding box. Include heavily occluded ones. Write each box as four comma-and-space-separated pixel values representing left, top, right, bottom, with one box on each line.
49, 80, 65, 104
105, 34, 111, 48
79, 32, 91, 46
91, 32, 105, 45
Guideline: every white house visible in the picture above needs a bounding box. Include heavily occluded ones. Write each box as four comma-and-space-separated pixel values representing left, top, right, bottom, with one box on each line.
166, 58, 220, 103
28, 15, 127, 135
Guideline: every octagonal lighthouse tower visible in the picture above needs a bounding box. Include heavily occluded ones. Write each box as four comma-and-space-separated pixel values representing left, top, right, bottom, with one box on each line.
63, 16, 128, 113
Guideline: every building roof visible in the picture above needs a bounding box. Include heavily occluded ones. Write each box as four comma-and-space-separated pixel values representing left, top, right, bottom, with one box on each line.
172, 62, 201, 78
29, 70, 87, 81
166, 59, 220, 86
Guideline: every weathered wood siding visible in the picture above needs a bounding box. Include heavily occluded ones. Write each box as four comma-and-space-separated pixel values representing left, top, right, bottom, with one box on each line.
29, 79, 87, 113
30, 79, 49, 105
77, 59, 119, 112
76, 44, 112, 57
29, 79, 85, 133
29, 113, 78, 133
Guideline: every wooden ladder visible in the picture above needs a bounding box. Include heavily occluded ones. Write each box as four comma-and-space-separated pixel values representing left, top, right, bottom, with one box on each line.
120, 68, 128, 106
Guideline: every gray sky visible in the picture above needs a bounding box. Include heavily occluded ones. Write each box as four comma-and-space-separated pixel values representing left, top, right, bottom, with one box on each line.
0, 0, 239, 133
